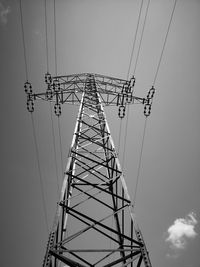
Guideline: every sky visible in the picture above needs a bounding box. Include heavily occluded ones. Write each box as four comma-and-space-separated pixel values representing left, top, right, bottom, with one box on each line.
0, 0, 200, 266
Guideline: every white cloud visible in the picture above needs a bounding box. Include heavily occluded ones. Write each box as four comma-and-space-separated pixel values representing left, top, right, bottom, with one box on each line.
165, 212, 198, 251
0, 1, 10, 25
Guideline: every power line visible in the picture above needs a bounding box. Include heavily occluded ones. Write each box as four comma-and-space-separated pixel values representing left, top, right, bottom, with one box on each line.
121, 0, 150, 169
49, 103, 60, 198
31, 113, 49, 234
133, 0, 150, 76
44, 0, 49, 72
132, 0, 177, 209
117, 118, 123, 156
153, 0, 177, 86
19, 0, 28, 81
132, 117, 147, 210
20, 0, 49, 235
126, 0, 144, 80
58, 116, 64, 178
117, 0, 145, 158
54, 0, 58, 76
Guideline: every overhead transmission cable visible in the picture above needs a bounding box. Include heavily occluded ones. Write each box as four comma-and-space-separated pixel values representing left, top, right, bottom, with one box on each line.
31, 114, 49, 233
117, 0, 144, 156
126, 0, 144, 80
121, 0, 150, 170
153, 0, 177, 86
19, 0, 49, 234
58, 117, 64, 178
44, 0, 60, 197
132, 0, 177, 210
53, 0, 64, 177
54, 0, 58, 76
19, 0, 28, 81
133, 0, 150, 76
50, 104, 60, 197
44, 0, 49, 72
132, 117, 147, 209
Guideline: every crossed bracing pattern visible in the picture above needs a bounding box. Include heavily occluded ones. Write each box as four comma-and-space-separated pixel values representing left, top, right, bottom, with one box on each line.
42, 75, 152, 267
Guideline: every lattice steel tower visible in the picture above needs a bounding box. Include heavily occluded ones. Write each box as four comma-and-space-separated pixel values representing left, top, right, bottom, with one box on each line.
25, 73, 155, 267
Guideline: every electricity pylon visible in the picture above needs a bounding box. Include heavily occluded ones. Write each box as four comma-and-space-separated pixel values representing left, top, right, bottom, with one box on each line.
24, 73, 155, 267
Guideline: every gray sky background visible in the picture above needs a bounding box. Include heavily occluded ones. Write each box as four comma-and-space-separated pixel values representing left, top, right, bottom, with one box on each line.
0, 0, 200, 266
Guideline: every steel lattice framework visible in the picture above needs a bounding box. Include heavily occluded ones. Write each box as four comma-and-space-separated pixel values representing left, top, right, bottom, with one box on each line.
25, 73, 155, 267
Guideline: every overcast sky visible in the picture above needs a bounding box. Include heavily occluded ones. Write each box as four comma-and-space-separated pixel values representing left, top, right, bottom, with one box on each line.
0, 0, 200, 267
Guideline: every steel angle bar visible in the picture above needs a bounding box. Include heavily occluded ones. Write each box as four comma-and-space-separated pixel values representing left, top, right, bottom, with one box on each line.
80, 120, 109, 136
71, 184, 114, 210
67, 173, 131, 204
66, 250, 93, 267
61, 210, 120, 245
74, 150, 121, 175
102, 251, 141, 267
121, 254, 141, 267
64, 205, 141, 245
60, 204, 134, 246
59, 248, 140, 253
72, 157, 109, 181
50, 250, 89, 267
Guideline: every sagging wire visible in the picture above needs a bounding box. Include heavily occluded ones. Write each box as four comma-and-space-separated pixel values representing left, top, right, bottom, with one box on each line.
19, 0, 28, 81
53, 0, 64, 181
54, 0, 58, 76
152, 0, 177, 86
126, 0, 145, 80
121, 0, 150, 170
44, 0, 49, 72
132, 0, 178, 209
44, 0, 60, 198
132, 117, 147, 210
31, 114, 49, 233
50, 103, 60, 198
117, 0, 145, 158
133, 0, 150, 76
19, 0, 49, 234
58, 116, 64, 178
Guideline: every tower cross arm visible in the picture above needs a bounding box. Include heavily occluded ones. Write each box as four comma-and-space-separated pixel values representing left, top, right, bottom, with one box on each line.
24, 73, 155, 117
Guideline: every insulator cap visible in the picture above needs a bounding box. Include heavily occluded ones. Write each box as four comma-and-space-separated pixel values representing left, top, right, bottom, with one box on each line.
144, 103, 151, 117
54, 103, 61, 116
53, 79, 60, 92
147, 86, 155, 99
118, 105, 126, 119
130, 76, 136, 88
27, 99, 34, 113
24, 81, 32, 94
126, 92, 132, 104
45, 72, 52, 85
46, 85, 53, 100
